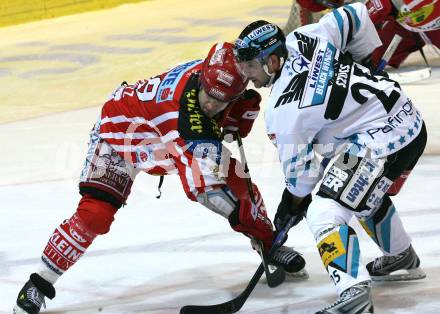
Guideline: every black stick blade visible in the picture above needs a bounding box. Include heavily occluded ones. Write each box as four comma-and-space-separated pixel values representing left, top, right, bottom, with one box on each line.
180, 265, 265, 314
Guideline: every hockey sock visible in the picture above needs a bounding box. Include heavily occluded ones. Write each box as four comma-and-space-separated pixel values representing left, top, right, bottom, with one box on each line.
316, 225, 370, 295
41, 212, 96, 279
40, 195, 117, 281
359, 195, 411, 255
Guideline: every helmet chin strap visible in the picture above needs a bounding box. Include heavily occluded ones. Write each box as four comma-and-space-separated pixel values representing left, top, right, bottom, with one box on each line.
262, 57, 284, 87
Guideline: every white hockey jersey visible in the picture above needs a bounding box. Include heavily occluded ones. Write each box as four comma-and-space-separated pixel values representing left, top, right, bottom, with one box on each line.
265, 3, 424, 197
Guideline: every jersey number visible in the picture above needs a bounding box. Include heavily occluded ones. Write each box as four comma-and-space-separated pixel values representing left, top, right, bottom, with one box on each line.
136, 77, 161, 101
330, 269, 341, 284
351, 65, 401, 113
351, 83, 400, 113
326, 64, 402, 119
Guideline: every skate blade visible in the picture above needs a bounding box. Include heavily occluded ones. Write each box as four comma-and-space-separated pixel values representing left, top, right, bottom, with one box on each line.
13, 305, 28, 314
371, 267, 426, 282
285, 268, 309, 281
261, 268, 309, 284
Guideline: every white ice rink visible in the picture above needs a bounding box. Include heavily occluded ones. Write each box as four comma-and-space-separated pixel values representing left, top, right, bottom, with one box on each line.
1, 0, 440, 311
1, 67, 440, 313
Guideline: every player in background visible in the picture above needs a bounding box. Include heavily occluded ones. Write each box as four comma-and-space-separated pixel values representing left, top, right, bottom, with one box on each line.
366, 0, 440, 68
13, 42, 307, 314
295, 0, 440, 69
234, 3, 426, 313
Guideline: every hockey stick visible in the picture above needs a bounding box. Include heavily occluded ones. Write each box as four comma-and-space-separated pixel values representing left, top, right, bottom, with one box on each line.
388, 66, 431, 84
375, 34, 403, 74
375, 34, 431, 84
235, 133, 286, 288
180, 216, 297, 314
388, 47, 431, 84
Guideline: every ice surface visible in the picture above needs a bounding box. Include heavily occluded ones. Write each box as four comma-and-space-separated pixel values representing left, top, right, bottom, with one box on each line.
1, 76, 440, 313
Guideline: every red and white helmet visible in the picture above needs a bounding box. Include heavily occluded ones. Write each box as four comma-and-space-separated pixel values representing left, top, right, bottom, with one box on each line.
200, 42, 248, 102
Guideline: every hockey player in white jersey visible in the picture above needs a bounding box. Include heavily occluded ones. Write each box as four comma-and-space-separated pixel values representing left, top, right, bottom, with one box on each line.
234, 3, 426, 313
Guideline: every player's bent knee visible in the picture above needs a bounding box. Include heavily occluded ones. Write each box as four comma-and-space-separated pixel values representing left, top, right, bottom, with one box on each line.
76, 194, 118, 235
306, 195, 351, 239
79, 185, 124, 209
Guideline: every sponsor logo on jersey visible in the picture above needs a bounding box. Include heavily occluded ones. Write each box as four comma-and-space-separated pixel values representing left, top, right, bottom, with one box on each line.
308, 44, 335, 106
309, 49, 324, 89
322, 164, 350, 194
185, 88, 205, 134
139, 151, 148, 162
364, 176, 393, 212
156, 59, 202, 103
178, 79, 222, 141
340, 158, 385, 208
366, 99, 414, 139
161, 87, 171, 100
335, 64, 351, 88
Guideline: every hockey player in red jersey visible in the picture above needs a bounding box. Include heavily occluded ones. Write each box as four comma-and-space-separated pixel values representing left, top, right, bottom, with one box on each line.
366, 0, 440, 68
296, 0, 440, 68
13, 42, 306, 314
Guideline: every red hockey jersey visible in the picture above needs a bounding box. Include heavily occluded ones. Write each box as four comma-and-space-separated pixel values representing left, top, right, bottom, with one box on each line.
98, 59, 226, 200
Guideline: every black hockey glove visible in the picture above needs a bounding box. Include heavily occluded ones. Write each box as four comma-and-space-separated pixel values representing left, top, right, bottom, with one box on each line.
274, 188, 312, 233
360, 54, 389, 78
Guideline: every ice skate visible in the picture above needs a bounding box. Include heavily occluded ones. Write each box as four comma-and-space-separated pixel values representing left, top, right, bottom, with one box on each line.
316, 281, 374, 314
366, 244, 426, 281
271, 246, 308, 279
13, 273, 55, 314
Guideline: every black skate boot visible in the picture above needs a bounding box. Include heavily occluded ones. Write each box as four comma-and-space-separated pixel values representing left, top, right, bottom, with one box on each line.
13, 273, 56, 314
316, 280, 374, 314
366, 244, 426, 281
271, 246, 308, 278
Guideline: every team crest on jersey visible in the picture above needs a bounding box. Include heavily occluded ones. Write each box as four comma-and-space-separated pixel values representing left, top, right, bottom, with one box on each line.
277, 32, 338, 110
136, 147, 153, 163
274, 32, 318, 108
291, 56, 310, 73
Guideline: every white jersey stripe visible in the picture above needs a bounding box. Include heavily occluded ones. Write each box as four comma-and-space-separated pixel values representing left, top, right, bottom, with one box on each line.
101, 115, 148, 125
149, 111, 179, 126
100, 131, 158, 139
100, 112, 178, 128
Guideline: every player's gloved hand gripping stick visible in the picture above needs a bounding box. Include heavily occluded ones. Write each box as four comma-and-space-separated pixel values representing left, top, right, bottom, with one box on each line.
179, 215, 297, 314
374, 34, 430, 83
235, 133, 286, 288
